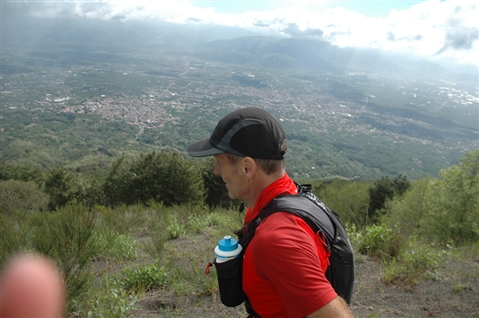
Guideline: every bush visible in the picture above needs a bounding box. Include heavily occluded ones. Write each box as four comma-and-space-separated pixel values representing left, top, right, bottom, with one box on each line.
381, 178, 431, 251
83, 286, 138, 318
77, 277, 138, 318
383, 239, 448, 286
317, 179, 370, 228
116, 261, 169, 293
0, 214, 25, 264
358, 223, 399, 258
420, 150, 479, 245
98, 204, 147, 234
167, 212, 184, 239
30, 204, 97, 314
104, 151, 205, 207
0, 179, 49, 215
92, 231, 139, 261
200, 157, 233, 208
143, 201, 169, 259
43, 166, 78, 210
208, 207, 244, 235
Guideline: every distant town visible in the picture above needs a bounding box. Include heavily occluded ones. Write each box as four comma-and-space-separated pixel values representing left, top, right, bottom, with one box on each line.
2, 55, 478, 154
1, 40, 478, 180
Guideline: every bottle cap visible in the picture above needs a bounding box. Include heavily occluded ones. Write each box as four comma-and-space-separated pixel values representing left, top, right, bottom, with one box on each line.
215, 235, 242, 262
217, 235, 238, 252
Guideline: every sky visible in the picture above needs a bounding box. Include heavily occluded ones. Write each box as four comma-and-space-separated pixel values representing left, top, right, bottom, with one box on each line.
2, 0, 479, 67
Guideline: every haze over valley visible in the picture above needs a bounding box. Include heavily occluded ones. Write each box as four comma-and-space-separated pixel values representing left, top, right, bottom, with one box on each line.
1, 16, 478, 180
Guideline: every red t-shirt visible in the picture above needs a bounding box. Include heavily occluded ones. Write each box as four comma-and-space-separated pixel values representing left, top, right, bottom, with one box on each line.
242, 174, 337, 318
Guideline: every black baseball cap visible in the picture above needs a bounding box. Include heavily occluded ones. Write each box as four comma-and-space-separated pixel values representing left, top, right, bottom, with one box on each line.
187, 107, 286, 159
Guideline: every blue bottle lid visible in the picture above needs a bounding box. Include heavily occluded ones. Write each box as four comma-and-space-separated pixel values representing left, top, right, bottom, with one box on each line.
218, 235, 238, 252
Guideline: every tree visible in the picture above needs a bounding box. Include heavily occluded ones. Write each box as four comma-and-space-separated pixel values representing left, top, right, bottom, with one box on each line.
104, 151, 205, 207
43, 166, 78, 210
0, 180, 49, 215
317, 179, 370, 228
0, 163, 43, 184
392, 174, 410, 197
368, 176, 394, 222
200, 157, 233, 208
368, 174, 410, 223
420, 150, 479, 244
381, 177, 431, 247
103, 156, 134, 206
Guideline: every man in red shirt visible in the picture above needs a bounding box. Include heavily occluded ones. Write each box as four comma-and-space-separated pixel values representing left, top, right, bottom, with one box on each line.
188, 107, 353, 317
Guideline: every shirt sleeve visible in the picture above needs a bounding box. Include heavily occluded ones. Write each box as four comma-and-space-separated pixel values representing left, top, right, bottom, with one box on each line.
252, 212, 337, 318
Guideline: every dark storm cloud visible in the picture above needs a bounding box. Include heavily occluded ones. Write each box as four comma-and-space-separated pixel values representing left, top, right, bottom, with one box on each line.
280, 23, 323, 38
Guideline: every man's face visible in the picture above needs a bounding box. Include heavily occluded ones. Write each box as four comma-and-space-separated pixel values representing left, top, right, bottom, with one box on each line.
213, 153, 247, 200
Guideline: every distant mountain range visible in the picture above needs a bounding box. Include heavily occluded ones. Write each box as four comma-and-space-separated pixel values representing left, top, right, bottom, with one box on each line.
196, 36, 465, 81
3, 16, 477, 82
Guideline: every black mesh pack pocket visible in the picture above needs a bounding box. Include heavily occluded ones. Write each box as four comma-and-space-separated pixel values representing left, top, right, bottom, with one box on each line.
214, 257, 245, 307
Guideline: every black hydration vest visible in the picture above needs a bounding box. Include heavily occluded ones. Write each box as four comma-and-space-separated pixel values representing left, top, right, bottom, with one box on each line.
212, 184, 355, 315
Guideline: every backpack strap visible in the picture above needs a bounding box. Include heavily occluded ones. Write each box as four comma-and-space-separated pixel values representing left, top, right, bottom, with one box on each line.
260, 194, 335, 242
237, 183, 354, 315
238, 192, 335, 317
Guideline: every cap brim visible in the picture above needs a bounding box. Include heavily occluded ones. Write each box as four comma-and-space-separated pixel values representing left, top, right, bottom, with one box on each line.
187, 139, 225, 157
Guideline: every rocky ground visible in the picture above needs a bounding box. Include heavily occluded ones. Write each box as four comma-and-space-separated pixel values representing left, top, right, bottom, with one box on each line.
132, 239, 479, 318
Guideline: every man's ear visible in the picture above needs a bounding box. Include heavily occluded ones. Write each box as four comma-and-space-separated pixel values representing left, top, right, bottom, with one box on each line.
242, 157, 257, 178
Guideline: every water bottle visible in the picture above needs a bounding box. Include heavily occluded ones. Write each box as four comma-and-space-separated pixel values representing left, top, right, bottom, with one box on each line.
215, 235, 242, 263
212, 235, 245, 307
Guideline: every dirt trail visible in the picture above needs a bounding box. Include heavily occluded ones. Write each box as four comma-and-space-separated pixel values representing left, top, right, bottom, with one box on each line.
133, 253, 479, 318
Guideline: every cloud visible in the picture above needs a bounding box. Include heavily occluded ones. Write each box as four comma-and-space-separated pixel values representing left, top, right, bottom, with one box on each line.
253, 21, 270, 28
280, 24, 323, 38
1, 0, 478, 65
314, 0, 479, 65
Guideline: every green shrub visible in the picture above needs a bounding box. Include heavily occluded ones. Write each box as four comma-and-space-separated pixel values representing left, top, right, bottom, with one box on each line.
452, 282, 473, 294
208, 207, 244, 235
358, 223, 397, 258
0, 214, 25, 264
171, 261, 217, 297
85, 287, 138, 318
383, 239, 447, 285
317, 179, 371, 228
381, 178, 430, 250
43, 166, 78, 210
30, 204, 97, 314
187, 213, 210, 233
142, 201, 169, 259
167, 213, 184, 239
400, 243, 445, 279
92, 231, 139, 261
116, 261, 169, 293
104, 151, 205, 207
420, 150, 479, 245
344, 222, 361, 253
0, 179, 49, 214
185, 205, 212, 234
98, 204, 147, 234
200, 157, 233, 208
143, 230, 168, 260
77, 277, 138, 318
